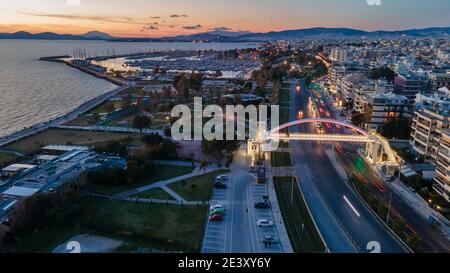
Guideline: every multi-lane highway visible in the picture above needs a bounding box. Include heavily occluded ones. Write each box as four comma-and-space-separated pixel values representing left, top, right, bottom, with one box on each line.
314, 87, 450, 253
288, 80, 407, 253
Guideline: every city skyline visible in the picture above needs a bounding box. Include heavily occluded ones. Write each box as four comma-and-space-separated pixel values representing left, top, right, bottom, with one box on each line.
1, 0, 450, 37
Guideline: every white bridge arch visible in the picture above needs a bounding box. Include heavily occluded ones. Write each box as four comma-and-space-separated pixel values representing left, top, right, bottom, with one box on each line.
249, 118, 399, 177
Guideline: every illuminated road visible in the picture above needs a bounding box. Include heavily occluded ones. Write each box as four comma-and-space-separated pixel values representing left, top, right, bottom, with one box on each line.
288, 79, 407, 253
315, 88, 450, 253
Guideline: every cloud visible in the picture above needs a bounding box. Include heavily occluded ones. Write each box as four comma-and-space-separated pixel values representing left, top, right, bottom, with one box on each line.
150, 16, 161, 19
143, 25, 159, 30
213, 27, 232, 31
16, 9, 134, 24
182, 24, 202, 30
170, 14, 188, 18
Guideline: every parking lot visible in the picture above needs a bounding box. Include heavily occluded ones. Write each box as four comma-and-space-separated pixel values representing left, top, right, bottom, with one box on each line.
201, 178, 232, 253
247, 182, 283, 253
202, 170, 283, 253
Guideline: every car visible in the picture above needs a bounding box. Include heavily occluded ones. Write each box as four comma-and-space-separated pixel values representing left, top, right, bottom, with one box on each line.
209, 204, 224, 211
214, 182, 227, 189
261, 235, 277, 244
209, 214, 223, 221
215, 175, 229, 183
257, 219, 274, 227
255, 202, 270, 209
209, 208, 225, 215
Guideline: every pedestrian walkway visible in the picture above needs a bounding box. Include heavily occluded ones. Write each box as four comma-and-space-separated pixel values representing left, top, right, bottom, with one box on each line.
390, 180, 450, 240
113, 164, 222, 200
54, 125, 165, 135
153, 160, 196, 167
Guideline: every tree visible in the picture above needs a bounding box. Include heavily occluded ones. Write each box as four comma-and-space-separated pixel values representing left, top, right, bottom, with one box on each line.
243, 81, 253, 93
121, 94, 132, 109
95, 140, 128, 157
174, 73, 190, 99
141, 133, 163, 147
162, 86, 172, 101
351, 112, 365, 127
369, 67, 395, 82
189, 72, 203, 92
147, 139, 177, 159
255, 72, 268, 90
105, 103, 116, 113
269, 81, 281, 104
201, 139, 239, 163
132, 115, 151, 131
380, 118, 411, 139
92, 112, 101, 123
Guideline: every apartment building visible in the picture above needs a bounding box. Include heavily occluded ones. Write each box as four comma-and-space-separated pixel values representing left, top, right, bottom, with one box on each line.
394, 74, 428, 112
410, 108, 449, 161
353, 79, 394, 113
367, 92, 408, 130
329, 48, 348, 63
428, 71, 450, 91
415, 87, 450, 111
433, 129, 450, 202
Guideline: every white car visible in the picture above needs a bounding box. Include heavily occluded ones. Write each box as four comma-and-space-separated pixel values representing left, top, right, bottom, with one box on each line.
257, 219, 274, 227
210, 204, 224, 211
215, 175, 229, 183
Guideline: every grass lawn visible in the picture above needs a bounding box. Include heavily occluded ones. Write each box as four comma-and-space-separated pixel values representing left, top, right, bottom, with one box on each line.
86, 164, 194, 194
5, 198, 207, 253
271, 152, 292, 167
104, 112, 137, 127
87, 101, 122, 115
133, 187, 175, 200
169, 170, 229, 201
118, 86, 144, 95
4, 225, 86, 253
273, 177, 325, 253
5, 129, 138, 154
0, 152, 18, 166
64, 116, 96, 126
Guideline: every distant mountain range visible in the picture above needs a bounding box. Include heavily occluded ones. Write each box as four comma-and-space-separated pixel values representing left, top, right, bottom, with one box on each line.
1, 27, 449, 42
0, 31, 115, 40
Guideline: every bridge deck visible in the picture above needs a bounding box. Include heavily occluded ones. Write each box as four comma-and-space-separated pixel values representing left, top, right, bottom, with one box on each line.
269, 133, 375, 143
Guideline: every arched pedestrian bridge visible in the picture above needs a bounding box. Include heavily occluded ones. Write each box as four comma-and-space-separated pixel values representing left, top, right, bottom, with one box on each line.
248, 118, 400, 177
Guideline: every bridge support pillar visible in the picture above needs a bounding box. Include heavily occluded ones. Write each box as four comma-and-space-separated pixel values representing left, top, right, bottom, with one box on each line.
384, 164, 396, 178
365, 142, 382, 164
247, 140, 264, 167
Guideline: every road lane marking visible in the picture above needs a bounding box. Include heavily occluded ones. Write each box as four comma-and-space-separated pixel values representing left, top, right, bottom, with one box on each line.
343, 195, 361, 217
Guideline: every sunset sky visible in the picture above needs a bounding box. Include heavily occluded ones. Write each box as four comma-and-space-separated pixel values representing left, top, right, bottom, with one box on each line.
1, 0, 449, 37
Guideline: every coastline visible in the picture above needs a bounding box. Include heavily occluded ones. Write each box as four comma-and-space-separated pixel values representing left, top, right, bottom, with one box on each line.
0, 54, 134, 147
0, 85, 127, 147
40, 56, 126, 86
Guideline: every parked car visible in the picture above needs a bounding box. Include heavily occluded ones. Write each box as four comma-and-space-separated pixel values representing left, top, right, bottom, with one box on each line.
215, 175, 229, 183
214, 182, 227, 189
255, 202, 270, 209
257, 219, 274, 227
209, 208, 225, 215
210, 204, 224, 211
261, 235, 277, 244
209, 214, 223, 221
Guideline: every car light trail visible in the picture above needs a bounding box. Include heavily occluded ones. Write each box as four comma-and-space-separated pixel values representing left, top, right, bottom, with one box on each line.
343, 195, 360, 217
